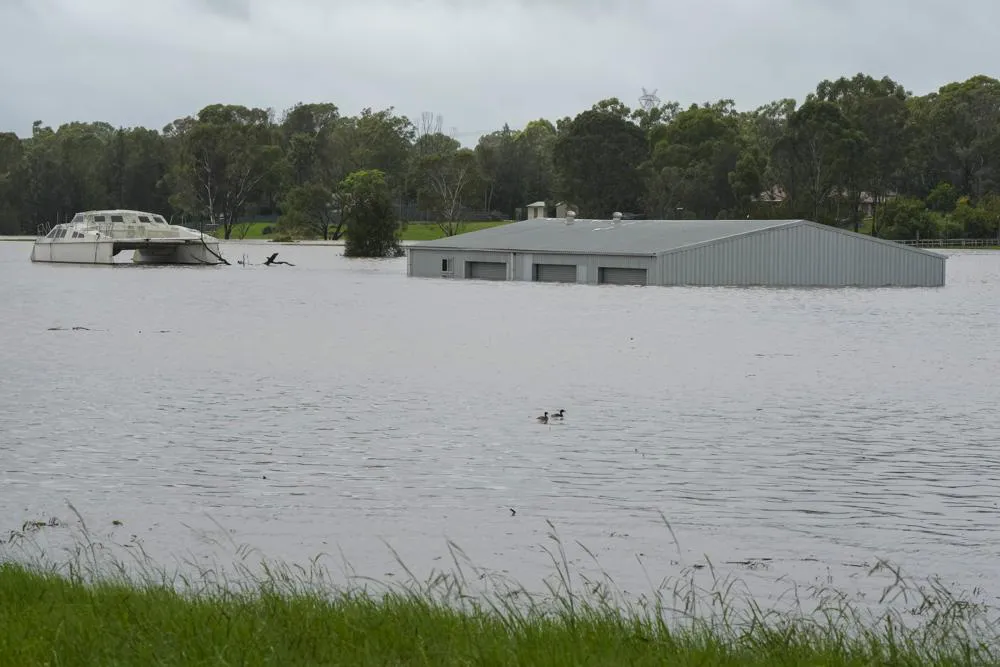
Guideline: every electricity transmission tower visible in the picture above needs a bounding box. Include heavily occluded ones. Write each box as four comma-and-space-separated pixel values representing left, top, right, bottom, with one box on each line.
639, 88, 660, 112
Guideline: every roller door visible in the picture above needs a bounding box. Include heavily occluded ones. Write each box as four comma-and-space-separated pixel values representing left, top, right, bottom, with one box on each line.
467, 261, 507, 281
598, 267, 647, 285
534, 263, 577, 283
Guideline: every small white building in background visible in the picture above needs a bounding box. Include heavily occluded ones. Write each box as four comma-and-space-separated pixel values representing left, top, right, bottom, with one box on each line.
525, 201, 547, 219
405, 216, 947, 287
525, 201, 578, 220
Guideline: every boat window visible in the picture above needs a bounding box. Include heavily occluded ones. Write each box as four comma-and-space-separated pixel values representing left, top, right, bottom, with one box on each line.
46, 228, 57, 238
71, 214, 84, 222
93, 215, 106, 222
153, 215, 167, 224
138, 216, 151, 222
111, 215, 124, 223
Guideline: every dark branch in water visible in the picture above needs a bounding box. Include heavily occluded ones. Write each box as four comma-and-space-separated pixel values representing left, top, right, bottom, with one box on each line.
264, 252, 294, 266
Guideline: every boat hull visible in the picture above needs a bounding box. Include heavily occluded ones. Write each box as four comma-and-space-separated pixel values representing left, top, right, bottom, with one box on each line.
31, 239, 226, 265
30, 239, 116, 264
132, 241, 225, 265
30, 209, 228, 266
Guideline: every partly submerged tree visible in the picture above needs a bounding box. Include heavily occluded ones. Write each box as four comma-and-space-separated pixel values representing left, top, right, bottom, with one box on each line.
340, 169, 401, 257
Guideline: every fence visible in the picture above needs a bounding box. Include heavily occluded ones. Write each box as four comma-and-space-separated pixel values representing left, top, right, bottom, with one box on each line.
894, 238, 1000, 248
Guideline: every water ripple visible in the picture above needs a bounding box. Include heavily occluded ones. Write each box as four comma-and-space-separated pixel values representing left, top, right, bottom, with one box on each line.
2, 244, 1000, 596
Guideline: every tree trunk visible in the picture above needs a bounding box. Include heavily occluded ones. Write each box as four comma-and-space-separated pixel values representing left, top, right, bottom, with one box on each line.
869, 190, 881, 236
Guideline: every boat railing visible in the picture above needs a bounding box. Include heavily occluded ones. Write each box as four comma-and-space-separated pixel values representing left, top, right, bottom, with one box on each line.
93, 223, 147, 238
95, 223, 134, 237
89, 222, 204, 240
32, 216, 210, 241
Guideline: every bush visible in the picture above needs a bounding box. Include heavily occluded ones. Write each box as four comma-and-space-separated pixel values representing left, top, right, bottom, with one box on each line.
953, 196, 1000, 238
340, 170, 401, 258
938, 216, 964, 239
926, 182, 959, 213
878, 197, 938, 240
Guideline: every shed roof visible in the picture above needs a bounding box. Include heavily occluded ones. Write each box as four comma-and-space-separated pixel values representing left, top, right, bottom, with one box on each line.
412, 217, 796, 255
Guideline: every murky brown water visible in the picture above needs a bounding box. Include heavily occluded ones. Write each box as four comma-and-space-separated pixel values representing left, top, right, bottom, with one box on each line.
2, 240, 1000, 604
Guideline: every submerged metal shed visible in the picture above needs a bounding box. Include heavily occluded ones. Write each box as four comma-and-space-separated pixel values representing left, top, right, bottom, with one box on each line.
405, 217, 947, 287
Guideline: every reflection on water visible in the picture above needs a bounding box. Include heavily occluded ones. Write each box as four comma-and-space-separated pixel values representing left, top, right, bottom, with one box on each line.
2, 241, 1000, 601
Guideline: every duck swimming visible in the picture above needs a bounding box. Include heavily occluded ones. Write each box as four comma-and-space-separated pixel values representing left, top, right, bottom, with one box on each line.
550, 409, 565, 420
536, 411, 549, 424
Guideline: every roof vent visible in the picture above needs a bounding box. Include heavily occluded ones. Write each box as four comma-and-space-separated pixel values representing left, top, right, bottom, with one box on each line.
564, 210, 576, 225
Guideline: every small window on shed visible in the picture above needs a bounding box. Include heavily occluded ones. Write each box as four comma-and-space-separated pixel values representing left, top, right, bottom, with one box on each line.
110, 215, 124, 223
441, 258, 452, 272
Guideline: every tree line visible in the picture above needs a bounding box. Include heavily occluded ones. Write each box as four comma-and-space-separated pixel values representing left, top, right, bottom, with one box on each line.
2, 72, 999, 249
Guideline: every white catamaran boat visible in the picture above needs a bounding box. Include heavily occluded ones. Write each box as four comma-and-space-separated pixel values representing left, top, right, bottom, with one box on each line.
30, 209, 226, 265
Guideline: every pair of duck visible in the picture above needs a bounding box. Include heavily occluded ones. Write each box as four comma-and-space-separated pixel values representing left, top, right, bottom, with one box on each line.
536, 409, 565, 424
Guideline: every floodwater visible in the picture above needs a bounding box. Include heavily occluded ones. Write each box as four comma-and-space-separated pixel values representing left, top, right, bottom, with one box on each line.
2, 239, 1000, 609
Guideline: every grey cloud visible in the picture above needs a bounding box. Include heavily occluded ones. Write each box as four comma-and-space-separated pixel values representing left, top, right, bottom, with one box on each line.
0, 0, 996, 140
193, 0, 251, 20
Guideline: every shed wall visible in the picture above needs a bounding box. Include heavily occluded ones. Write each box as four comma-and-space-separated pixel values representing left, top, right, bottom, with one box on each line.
408, 248, 515, 279
658, 223, 945, 287
513, 252, 656, 284
408, 248, 656, 284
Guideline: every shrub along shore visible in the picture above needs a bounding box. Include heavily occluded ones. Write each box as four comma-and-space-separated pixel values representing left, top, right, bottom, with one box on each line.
1, 548, 997, 666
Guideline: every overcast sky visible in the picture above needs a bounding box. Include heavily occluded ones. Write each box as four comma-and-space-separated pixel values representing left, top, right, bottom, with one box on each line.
1, 0, 996, 143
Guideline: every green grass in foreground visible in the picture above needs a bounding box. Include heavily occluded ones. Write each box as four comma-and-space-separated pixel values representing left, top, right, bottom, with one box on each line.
0, 562, 981, 667
0, 558, 996, 666
1, 510, 996, 666
214, 220, 512, 242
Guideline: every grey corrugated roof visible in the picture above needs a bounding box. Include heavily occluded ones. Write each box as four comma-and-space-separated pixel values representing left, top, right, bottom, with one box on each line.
411, 217, 797, 255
